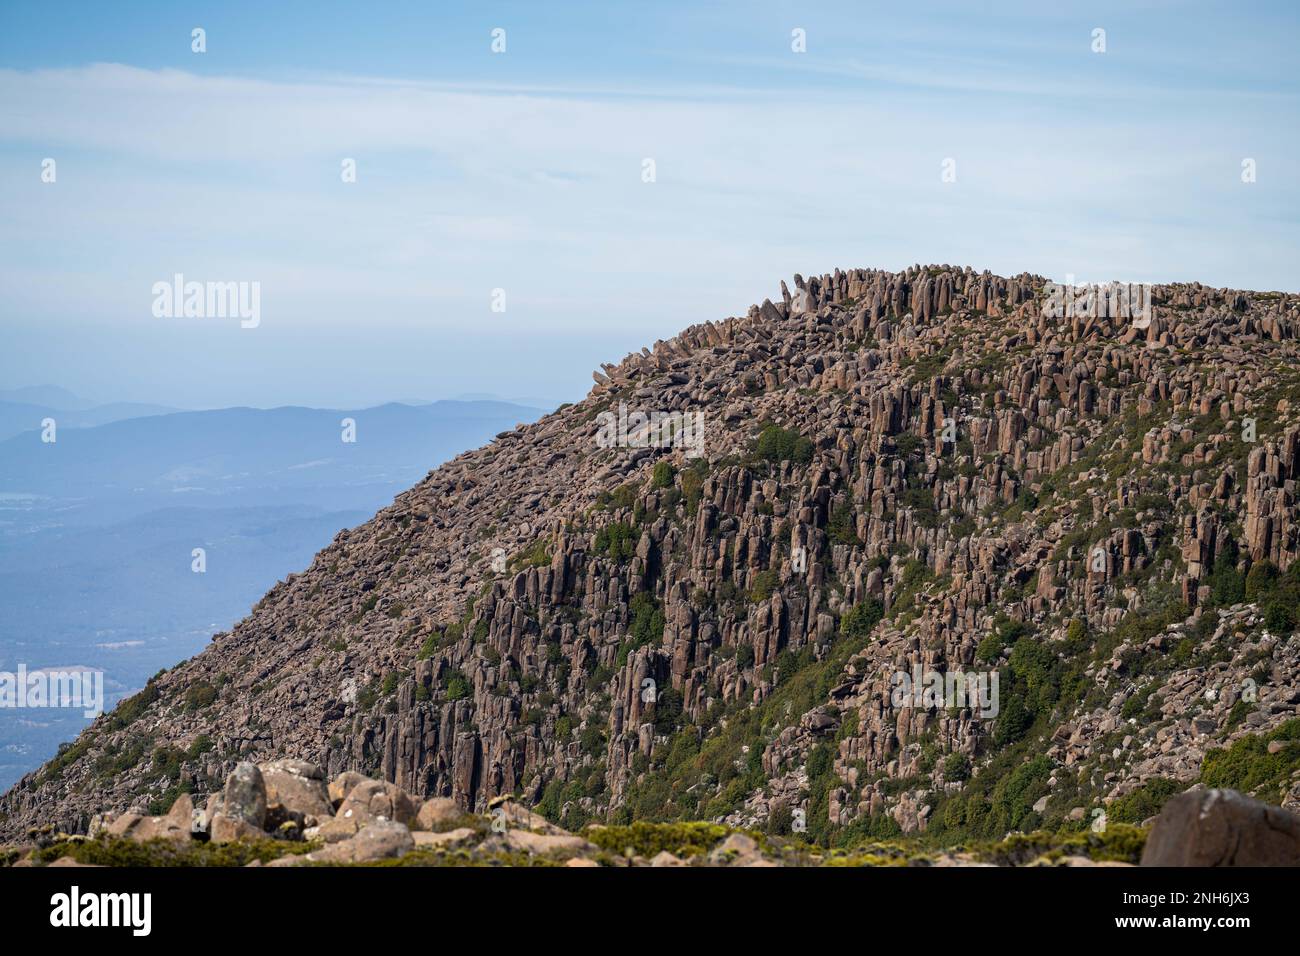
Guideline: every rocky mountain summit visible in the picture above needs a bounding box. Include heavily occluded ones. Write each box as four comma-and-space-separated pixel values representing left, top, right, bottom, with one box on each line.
4, 264, 1300, 859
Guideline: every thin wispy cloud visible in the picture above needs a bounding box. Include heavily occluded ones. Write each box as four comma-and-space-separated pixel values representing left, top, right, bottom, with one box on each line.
0, 2, 1296, 408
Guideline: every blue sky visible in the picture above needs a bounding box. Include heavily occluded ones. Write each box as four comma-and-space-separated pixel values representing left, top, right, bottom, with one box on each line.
1, 1, 1297, 408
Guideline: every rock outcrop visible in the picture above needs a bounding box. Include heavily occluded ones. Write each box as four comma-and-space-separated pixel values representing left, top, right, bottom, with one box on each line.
3, 265, 1299, 858
0, 758, 1124, 867
1141, 788, 1300, 866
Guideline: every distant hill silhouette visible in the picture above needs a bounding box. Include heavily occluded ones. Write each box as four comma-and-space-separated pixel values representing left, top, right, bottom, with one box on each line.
0, 397, 544, 788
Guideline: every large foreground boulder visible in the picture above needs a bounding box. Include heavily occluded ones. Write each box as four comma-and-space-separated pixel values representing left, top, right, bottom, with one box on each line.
208, 762, 269, 844
261, 759, 332, 822
1141, 788, 1300, 866
415, 797, 461, 831
316, 778, 417, 842
306, 820, 415, 864
501, 829, 598, 858
221, 762, 267, 827
105, 793, 193, 845
327, 770, 370, 807
488, 798, 568, 835
267, 820, 416, 866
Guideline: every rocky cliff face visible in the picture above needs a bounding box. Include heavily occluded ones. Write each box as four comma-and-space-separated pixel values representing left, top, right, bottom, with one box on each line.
5, 265, 1300, 846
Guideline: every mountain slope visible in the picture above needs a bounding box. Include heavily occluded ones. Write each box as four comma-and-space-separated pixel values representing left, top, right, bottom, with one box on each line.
4, 265, 1300, 845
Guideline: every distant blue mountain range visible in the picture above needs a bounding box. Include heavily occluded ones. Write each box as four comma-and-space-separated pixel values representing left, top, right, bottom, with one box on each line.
0, 391, 546, 788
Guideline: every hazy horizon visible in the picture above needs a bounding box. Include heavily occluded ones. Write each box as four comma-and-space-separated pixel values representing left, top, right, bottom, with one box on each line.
0, 381, 564, 414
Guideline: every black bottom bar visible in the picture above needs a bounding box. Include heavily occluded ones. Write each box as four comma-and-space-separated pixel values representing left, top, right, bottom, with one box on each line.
0, 865, 1277, 944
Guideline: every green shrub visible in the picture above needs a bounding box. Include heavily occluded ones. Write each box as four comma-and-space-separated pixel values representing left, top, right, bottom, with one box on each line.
970, 825, 1147, 866
827, 502, 861, 545
1121, 682, 1160, 720
1106, 777, 1183, 824
92, 738, 147, 782
754, 423, 814, 463
616, 592, 665, 666
749, 569, 779, 603
840, 599, 884, 638
355, 680, 378, 711
444, 670, 471, 702
1008, 635, 1060, 717
106, 683, 160, 732
652, 461, 676, 489
1200, 718, 1300, 801
942, 753, 971, 783
1245, 560, 1280, 601
595, 483, 640, 511
1207, 540, 1245, 606
513, 538, 551, 569
993, 693, 1032, 746
766, 804, 794, 836
901, 485, 938, 526
894, 433, 924, 457
805, 742, 834, 779
579, 723, 606, 755
977, 614, 1029, 663
594, 522, 638, 562
680, 467, 706, 516
33, 835, 316, 867
584, 821, 732, 858
651, 687, 685, 735
987, 755, 1052, 833
1263, 599, 1296, 634
976, 633, 1003, 664
183, 681, 217, 712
